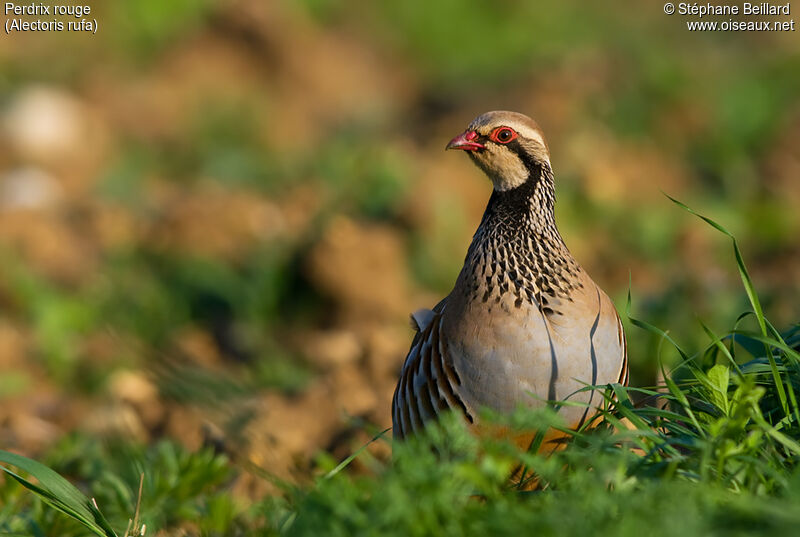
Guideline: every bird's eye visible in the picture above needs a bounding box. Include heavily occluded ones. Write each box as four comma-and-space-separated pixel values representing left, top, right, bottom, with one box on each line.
490, 127, 517, 144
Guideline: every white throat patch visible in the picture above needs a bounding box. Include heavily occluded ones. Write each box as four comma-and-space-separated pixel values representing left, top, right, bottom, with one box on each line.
470, 146, 529, 191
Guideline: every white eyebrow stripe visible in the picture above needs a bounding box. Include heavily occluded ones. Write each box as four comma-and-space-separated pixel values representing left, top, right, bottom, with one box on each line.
467, 112, 550, 161
474, 119, 545, 149
502, 121, 546, 148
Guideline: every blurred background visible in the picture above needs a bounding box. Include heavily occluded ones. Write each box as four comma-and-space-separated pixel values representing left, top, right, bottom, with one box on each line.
0, 0, 798, 495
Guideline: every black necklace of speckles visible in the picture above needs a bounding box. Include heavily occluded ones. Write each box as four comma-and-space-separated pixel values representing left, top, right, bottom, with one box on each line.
461, 158, 582, 314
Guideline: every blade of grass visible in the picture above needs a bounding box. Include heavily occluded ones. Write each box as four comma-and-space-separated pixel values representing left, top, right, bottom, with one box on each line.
0, 450, 118, 537
699, 321, 743, 377
666, 194, 789, 418
323, 427, 391, 480
627, 290, 690, 362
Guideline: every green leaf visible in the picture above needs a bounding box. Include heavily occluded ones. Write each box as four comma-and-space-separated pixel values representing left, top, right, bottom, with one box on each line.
0, 450, 118, 537
706, 364, 730, 415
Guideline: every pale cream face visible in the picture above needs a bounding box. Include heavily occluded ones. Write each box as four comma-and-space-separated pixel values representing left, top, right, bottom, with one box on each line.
465, 111, 551, 192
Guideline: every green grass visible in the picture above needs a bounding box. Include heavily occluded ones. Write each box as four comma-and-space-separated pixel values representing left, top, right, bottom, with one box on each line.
2, 205, 800, 536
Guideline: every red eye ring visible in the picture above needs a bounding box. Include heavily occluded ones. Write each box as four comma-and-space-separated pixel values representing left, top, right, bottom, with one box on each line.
489, 127, 517, 144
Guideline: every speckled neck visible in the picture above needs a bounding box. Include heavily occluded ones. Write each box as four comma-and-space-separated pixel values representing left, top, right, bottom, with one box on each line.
458, 164, 582, 311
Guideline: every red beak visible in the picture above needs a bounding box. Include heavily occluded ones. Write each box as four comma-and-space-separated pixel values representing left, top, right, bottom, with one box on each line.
446, 130, 484, 151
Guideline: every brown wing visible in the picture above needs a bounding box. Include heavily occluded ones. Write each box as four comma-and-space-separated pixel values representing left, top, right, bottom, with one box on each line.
392, 300, 474, 440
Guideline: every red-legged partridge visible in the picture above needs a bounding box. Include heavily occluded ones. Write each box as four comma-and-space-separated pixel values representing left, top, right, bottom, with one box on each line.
392, 111, 628, 448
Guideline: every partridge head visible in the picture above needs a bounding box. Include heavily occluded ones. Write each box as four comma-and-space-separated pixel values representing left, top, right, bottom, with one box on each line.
393, 111, 628, 449
446, 111, 551, 192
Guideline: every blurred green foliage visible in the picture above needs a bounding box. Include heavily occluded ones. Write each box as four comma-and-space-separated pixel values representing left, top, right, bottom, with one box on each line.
107, 0, 215, 61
